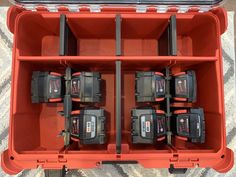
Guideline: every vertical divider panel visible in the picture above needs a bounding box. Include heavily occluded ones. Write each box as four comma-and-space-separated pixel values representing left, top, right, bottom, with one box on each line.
116, 14, 122, 154
159, 15, 177, 56
165, 67, 172, 145
169, 15, 177, 56
59, 14, 73, 147
116, 60, 121, 154
63, 67, 73, 147
116, 14, 122, 56
162, 15, 177, 145
59, 14, 77, 56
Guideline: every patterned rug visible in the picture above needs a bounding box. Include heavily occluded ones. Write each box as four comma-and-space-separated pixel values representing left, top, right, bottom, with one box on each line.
0, 7, 235, 177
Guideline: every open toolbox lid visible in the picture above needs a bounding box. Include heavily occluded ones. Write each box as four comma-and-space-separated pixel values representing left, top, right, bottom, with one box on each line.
10, 0, 226, 12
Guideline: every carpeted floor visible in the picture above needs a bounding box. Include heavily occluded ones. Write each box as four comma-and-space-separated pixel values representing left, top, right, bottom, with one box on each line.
0, 7, 235, 177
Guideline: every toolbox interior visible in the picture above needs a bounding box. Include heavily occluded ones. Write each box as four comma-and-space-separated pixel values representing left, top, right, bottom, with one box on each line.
16, 13, 117, 56
121, 60, 223, 152
67, 15, 116, 56
13, 60, 115, 152
16, 13, 60, 56
13, 12, 223, 155
16, 13, 218, 57
121, 14, 218, 56
12, 59, 222, 153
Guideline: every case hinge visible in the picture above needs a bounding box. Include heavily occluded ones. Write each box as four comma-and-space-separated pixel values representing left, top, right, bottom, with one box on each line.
89, 5, 101, 12
156, 5, 168, 13
136, 5, 147, 13
24, 4, 37, 11
68, 5, 80, 12
47, 5, 58, 12
199, 6, 211, 12
178, 5, 190, 13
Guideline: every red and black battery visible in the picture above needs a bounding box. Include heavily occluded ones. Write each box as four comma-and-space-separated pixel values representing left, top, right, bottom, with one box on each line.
135, 71, 166, 102
31, 71, 102, 103
31, 71, 63, 103
131, 108, 166, 144
173, 108, 205, 143
172, 70, 197, 103
71, 72, 102, 103
69, 109, 106, 145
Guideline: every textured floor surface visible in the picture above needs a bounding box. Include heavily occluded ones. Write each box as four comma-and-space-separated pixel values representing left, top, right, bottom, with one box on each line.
0, 7, 235, 177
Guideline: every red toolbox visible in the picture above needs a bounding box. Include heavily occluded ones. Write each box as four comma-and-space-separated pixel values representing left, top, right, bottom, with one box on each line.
1, 0, 234, 175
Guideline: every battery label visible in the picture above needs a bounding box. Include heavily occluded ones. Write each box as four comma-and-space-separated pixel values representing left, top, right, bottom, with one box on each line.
157, 116, 166, 136
71, 78, 80, 96
86, 122, 91, 133
141, 115, 153, 139
175, 78, 187, 96
49, 78, 61, 95
156, 78, 165, 95
177, 115, 190, 136
145, 121, 151, 132
197, 115, 201, 136
85, 116, 96, 139
72, 117, 79, 135
192, 115, 201, 137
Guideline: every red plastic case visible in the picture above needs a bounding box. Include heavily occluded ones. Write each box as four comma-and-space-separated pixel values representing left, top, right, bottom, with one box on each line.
1, 0, 234, 175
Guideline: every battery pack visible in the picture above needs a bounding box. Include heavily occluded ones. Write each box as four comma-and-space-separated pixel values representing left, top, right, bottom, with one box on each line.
31, 71, 63, 103
131, 108, 166, 144
71, 72, 102, 103
173, 108, 205, 143
135, 72, 165, 102
71, 108, 106, 144
172, 70, 197, 103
